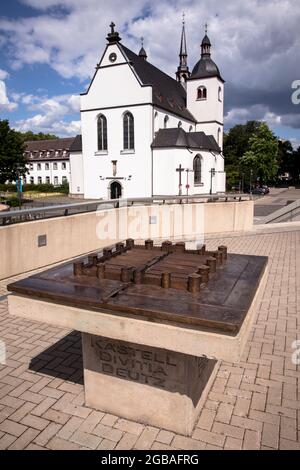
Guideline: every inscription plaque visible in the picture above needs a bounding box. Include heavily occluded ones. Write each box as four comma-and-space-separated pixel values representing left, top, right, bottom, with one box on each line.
85, 333, 216, 406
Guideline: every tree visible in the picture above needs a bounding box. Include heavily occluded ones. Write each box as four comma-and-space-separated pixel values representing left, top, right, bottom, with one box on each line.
224, 121, 261, 166
277, 140, 294, 179
293, 146, 300, 181
0, 120, 28, 184
18, 131, 58, 142
224, 121, 262, 189
240, 122, 279, 184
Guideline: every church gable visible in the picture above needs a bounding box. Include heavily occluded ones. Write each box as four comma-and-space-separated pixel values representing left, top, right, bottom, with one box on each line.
81, 45, 152, 110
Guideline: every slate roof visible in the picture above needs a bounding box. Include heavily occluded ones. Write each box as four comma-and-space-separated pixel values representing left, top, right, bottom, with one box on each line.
120, 44, 197, 123
190, 56, 224, 82
25, 137, 76, 161
69, 135, 82, 153
151, 128, 220, 152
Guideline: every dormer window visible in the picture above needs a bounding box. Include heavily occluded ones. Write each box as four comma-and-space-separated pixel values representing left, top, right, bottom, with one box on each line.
197, 86, 207, 100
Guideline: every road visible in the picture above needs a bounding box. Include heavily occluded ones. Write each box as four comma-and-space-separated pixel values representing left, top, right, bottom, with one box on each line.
253, 187, 300, 222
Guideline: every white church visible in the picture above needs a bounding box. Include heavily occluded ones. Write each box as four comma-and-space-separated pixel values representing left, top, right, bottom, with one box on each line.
69, 21, 225, 199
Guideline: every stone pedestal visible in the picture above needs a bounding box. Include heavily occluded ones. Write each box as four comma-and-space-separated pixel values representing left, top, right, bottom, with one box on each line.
82, 333, 217, 436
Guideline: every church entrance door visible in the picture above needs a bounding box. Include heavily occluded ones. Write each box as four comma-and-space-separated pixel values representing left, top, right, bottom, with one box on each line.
110, 181, 122, 199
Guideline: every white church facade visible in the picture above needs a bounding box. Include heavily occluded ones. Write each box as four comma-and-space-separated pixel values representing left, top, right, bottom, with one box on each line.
69, 22, 226, 199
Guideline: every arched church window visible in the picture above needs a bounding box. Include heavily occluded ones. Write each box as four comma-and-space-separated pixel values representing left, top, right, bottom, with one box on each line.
164, 115, 169, 129
197, 86, 207, 100
218, 128, 221, 146
123, 112, 134, 150
189, 125, 193, 132
218, 87, 222, 101
97, 114, 107, 151
178, 121, 182, 128
193, 155, 202, 185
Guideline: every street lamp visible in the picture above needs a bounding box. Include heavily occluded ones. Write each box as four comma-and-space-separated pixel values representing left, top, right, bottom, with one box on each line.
249, 169, 253, 195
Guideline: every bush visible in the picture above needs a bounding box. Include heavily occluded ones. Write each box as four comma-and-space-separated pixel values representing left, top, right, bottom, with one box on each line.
0, 183, 16, 193
56, 181, 69, 194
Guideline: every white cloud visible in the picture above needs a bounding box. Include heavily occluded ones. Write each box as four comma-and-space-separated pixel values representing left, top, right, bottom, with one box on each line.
290, 138, 300, 150
1, 0, 300, 135
15, 92, 81, 136
0, 70, 18, 112
0, 68, 9, 80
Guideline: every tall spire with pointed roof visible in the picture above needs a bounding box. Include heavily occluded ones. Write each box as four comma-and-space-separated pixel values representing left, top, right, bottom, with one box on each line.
176, 13, 190, 84
138, 37, 147, 60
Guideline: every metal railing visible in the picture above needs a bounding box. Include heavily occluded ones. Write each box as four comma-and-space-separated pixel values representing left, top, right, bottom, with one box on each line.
0, 193, 251, 226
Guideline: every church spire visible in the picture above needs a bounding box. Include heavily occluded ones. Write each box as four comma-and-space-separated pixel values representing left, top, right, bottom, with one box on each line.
201, 23, 211, 58
176, 13, 190, 84
138, 37, 147, 60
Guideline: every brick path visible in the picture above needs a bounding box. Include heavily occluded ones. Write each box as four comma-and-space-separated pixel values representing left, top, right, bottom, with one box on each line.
0, 227, 299, 450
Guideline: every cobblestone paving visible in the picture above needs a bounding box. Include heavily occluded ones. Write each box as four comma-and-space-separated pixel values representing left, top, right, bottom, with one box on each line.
0, 227, 299, 450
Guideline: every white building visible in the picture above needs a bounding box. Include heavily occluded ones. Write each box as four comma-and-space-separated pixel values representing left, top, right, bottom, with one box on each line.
69, 22, 226, 199
24, 138, 73, 186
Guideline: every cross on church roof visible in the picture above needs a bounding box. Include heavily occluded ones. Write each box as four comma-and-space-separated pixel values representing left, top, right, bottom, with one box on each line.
205, 22, 208, 35
110, 22, 115, 34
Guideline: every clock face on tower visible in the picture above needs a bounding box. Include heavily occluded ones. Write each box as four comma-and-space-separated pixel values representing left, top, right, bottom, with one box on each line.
109, 53, 117, 63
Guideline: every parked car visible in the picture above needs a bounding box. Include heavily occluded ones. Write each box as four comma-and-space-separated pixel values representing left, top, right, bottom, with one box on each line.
251, 188, 265, 195
261, 185, 270, 194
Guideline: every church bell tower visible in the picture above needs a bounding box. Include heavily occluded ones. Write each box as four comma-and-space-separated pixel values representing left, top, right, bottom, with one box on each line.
186, 26, 225, 150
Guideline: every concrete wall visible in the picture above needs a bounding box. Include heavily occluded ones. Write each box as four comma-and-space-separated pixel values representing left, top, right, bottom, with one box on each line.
0, 200, 253, 280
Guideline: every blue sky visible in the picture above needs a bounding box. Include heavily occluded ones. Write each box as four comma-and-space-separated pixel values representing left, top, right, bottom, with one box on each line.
0, 0, 300, 148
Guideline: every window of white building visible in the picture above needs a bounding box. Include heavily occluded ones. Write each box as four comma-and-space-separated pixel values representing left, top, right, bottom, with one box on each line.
193, 155, 203, 185
97, 114, 108, 151
38, 176, 42, 184
62, 162, 66, 170
45, 163, 49, 170
53, 163, 58, 170
218, 87, 222, 101
37, 163, 41, 171
46, 176, 50, 184
30, 177, 34, 184
123, 112, 134, 150
218, 128, 221, 146
197, 86, 207, 100
54, 176, 58, 185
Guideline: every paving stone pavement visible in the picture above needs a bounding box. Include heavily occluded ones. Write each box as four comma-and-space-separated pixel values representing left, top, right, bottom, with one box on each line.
0, 227, 299, 450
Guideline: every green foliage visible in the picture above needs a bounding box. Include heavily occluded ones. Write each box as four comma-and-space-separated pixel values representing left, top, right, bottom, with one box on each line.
224, 121, 261, 166
0, 120, 28, 184
240, 123, 279, 182
0, 183, 16, 193
18, 131, 59, 143
58, 180, 69, 194
0, 182, 70, 195
278, 140, 300, 181
225, 165, 240, 190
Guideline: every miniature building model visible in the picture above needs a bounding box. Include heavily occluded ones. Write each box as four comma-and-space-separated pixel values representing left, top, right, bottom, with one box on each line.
8, 240, 267, 435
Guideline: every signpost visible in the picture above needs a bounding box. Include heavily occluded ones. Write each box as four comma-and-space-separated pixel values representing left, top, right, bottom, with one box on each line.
185, 169, 192, 196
